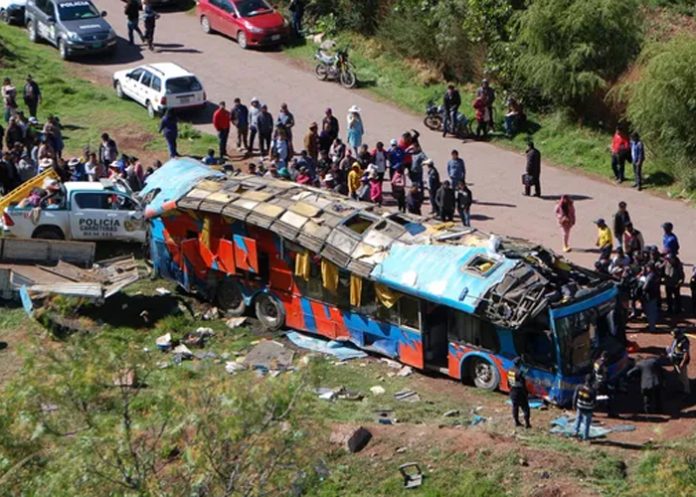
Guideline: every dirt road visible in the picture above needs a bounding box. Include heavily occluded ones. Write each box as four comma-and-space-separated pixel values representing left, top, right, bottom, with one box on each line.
85, 1, 695, 269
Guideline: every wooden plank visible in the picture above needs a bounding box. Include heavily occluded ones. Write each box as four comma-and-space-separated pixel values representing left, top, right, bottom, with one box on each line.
27, 283, 103, 299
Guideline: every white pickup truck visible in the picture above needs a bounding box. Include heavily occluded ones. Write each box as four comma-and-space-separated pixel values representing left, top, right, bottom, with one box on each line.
1, 180, 147, 243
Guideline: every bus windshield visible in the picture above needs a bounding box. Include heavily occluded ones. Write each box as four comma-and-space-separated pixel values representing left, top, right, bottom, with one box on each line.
555, 298, 620, 376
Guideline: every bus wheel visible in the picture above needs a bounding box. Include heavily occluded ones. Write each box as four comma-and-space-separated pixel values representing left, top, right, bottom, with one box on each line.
470, 357, 500, 391
254, 294, 285, 331
216, 278, 246, 317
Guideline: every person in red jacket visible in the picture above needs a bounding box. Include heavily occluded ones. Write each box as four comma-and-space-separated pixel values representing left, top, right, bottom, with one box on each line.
610, 126, 631, 183
212, 101, 231, 160
473, 95, 489, 139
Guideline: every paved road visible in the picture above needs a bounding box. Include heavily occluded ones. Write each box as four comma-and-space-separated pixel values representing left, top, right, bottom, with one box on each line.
85, 1, 695, 269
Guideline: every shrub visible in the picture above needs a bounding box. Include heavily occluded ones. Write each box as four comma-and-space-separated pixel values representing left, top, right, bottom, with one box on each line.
512, 0, 643, 111
623, 35, 696, 188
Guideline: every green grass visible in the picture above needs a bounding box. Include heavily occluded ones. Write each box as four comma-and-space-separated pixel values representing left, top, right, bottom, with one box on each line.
0, 26, 216, 159
285, 34, 694, 202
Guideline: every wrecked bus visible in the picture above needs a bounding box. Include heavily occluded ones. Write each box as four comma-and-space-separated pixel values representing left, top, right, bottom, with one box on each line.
141, 159, 628, 406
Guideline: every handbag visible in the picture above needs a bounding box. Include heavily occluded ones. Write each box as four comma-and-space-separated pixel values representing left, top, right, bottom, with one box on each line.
522, 174, 533, 186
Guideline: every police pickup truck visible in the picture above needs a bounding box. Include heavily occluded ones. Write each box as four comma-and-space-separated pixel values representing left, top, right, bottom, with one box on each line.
1, 180, 146, 243
25, 0, 116, 59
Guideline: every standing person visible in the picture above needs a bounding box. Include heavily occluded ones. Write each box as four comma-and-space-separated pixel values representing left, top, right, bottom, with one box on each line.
623, 223, 644, 260
642, 263, 661, 332
231, 98, 249, 152
276, 103, 295, 154
555, 195, 576, 253
347, 163, 361, 200
573, 375, 596, 441
303, 122, 319, 162
98, 133, 118, 166
2, 78, 18, 123
477, 79, 495, 128
369, 171, 382, 206
507, 357, 531, 429
473, 94, 489, 139
593, 351, 617, 418
410, 145, 427, 191
661, 222, 680, 256
442, 84, 461, 137
257, 105, 274, 158
435, 180, 455, 222
610, 126, 630, 183
426, 161, 440, 215
346, 105, 364, 156
446, 149, 465, 187
288, 0, 305, 37
273, 127, 290, 169
391, 164, 406, 212
612, 202, 631, 250
159, 109, 178, 158
322, 108, 339, 145
370, 141, 387, 182
124, 0, 144, 45
212, 101, 231, 159
142, 0, 159, 51
456, 181, 473, 227
663, 253, 685, 315
627, 357, 664, 414
387, 138, 404, 179
667, 328, 690, 395
523, 140, 541, 197
406, 185, 422, 215
22, 75, 41, 118
630, 132, 644, 190
248, 98, 262, 154
594, 219, 613, 260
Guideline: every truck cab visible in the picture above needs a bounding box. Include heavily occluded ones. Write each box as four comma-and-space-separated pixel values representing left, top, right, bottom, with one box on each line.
2, 181, 146, 243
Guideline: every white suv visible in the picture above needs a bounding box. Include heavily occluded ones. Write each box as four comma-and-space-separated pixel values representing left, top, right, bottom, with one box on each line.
112, 62, 206, 118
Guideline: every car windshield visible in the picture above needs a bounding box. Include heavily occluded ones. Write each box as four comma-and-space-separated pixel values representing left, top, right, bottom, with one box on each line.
555, 298, 621, 376
57, 1, 100, 20
165, 77, 202, 94
235, 0, 272, 17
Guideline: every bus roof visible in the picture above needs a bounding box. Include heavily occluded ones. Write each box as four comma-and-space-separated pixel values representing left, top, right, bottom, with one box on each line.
141, 158, 612, 329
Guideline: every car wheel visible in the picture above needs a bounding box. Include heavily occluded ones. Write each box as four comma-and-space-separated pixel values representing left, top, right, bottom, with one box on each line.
237, 30, 248, 50
146, 101, 156, 119
58, 39, 69, 60
216, 278, 246, 317
200, 15, 211, 34
32, 226, 65, 240
27, 20, 38, 42
254, 293, 285, 331
115, 82, 125, 99
470, 356, 500, 391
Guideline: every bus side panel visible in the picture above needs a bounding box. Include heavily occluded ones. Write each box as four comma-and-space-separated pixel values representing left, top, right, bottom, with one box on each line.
398, 330, 424, 369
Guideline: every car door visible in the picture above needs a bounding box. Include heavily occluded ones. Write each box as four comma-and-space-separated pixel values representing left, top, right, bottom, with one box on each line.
139, 70, 155, 108
69, 191, 120, 241
123, 68, 144, 103
35, 0, 58, 45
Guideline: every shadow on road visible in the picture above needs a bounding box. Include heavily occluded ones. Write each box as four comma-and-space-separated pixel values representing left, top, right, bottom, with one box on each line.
475, 201, 516, 208
77, 38, 144, 65
155, 43, 202, 54
539, 194, 593, 201
184, 101, 217, 125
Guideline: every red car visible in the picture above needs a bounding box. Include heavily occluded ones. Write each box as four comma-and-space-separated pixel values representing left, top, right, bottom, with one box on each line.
197, 0, 290, 49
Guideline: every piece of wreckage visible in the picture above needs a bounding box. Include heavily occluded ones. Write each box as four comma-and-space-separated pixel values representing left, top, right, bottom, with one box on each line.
140, 158, 625, 406
0, 238, 140, 309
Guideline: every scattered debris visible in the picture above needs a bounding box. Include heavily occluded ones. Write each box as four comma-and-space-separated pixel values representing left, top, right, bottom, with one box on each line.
380, 358, 402, 369
330, 425, 372, 453
139, 310, 150, 324
202, 307, 220, 320
183, 327, 215, 347
507, 398, 545, 409
394, 389, 420, 402
286, 331, 367, 361
172, 344, 193, 360
155, 287, 171, 296
193, 351, 218, 360
470, 415, 486, 426
225, 361, 246, 374
395, 447, 407, 454
315, 388, 337, 401
550, 416, 611, 439
156, 333, 172, 351
40, 403, 59, 413
113, 368, 137, 388
225, 317, 247, 329
399, 463, 423, 489
375, 410, 396, 425
370, 385, 386, 396
243, 340, 294, 371
443, 409, 460, 418
396, 366, 413, 377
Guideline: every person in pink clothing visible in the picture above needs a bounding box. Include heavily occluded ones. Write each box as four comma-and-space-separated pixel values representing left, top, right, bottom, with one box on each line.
555, 195, 576, 252
369, 171, 383, 206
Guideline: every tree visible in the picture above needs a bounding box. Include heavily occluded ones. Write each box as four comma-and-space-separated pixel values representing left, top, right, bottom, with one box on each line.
513, 0, 643, 111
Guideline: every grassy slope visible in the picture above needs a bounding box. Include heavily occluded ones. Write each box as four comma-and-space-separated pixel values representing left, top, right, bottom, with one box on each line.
285, 35, 692, 202
0, 26, 216, 160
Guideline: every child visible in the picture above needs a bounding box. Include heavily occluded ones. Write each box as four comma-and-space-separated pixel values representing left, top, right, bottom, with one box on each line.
369, 171, 382, 206
203, 148, 218, 165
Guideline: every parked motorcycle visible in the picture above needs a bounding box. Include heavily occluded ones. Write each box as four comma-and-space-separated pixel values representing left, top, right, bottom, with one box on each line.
314, 48, 357, 89
424, 101, 471, 138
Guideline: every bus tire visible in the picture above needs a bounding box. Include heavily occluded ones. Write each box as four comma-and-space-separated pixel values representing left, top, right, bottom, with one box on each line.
254, 293, 284, 331
469, 356, 500, 391
216, 278, 246, 317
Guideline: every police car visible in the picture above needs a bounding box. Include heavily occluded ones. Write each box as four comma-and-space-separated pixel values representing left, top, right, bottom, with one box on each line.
25, 0, 117, 59
0, 0, 27, 25
1, 180, 146, 243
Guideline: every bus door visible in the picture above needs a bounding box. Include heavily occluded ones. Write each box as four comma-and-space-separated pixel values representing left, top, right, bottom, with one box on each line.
422, 303, 449, 369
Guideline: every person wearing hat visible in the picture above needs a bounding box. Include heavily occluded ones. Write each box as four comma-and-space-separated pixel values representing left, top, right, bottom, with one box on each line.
387, 138, 403, 180
322, 108, 339, 145
425, 160, 440, 214
661, 222, 680, 257
23, 75, 41, 119
594, 219, 613, 261
507, 357, 531, 429
523, 140, 541, 197
667, 328, 691, 395
304, 122, 319, 161
346, 105, 364, 155
68, 157, 87, 181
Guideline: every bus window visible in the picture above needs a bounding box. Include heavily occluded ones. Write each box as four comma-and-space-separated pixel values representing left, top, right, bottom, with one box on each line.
447, 310, 499, 352
555, 310, 595, 375
334, 271, 351, 308
399, 295, 420, 329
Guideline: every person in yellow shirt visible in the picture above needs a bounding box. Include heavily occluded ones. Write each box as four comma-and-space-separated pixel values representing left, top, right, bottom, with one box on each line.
595, 218, 613, 260
348, 162, 362, 200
